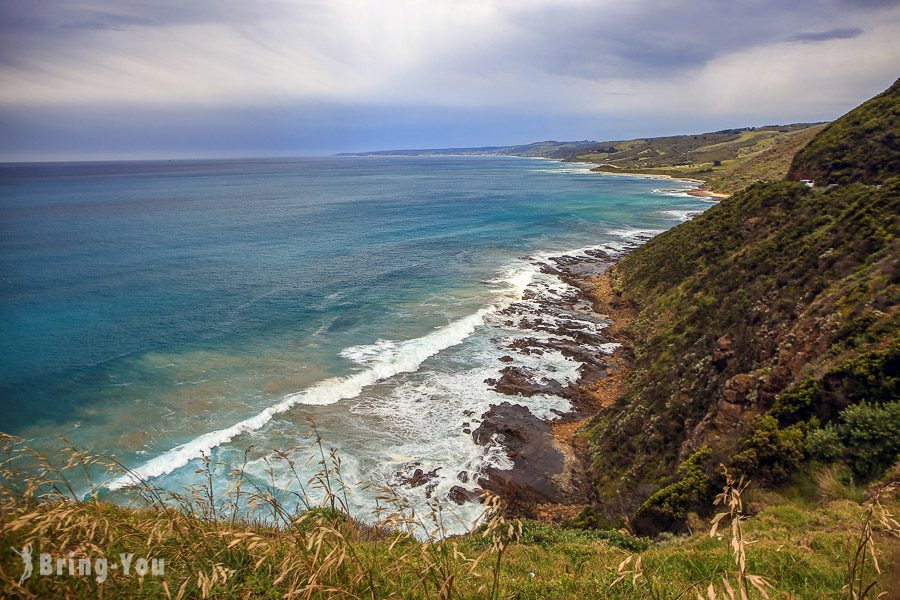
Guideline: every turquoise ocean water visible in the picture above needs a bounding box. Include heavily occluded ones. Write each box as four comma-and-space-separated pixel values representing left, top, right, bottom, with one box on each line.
0, 156, 710, 530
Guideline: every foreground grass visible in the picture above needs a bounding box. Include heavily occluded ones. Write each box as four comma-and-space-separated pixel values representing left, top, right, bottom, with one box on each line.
0, 436, 897, 598
1, 487, 897, 598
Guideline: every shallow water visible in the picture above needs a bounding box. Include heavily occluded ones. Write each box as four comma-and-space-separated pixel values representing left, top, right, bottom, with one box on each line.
0, 156, 710, 531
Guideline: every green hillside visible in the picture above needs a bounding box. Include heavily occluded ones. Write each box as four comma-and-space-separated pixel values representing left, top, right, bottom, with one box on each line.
584, 80, 900, 535
344, 123, 827, 194
787, 78, 900, 185
576, 123, 826, 193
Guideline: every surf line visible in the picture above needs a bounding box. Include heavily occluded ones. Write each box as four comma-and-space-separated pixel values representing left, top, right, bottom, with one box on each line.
104, 263, 544, 491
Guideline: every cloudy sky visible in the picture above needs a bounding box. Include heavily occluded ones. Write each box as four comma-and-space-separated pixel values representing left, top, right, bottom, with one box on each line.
1, 0, 898, 160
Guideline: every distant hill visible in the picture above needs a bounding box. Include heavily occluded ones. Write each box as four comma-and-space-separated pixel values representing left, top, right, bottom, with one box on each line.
340, 123, 828, 194
788, 78, 900, 185
578, 123, 827, 194
336, 140, 600, 159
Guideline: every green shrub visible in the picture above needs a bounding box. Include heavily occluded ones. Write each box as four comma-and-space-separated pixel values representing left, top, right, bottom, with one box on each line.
566, 505, 618, 531
633, 447, 713, 534
837, 401, 900, 479
771, 377, 818, 424
729, 415, 805, 483
805, 425, 843, 463
825, 341, 900, 406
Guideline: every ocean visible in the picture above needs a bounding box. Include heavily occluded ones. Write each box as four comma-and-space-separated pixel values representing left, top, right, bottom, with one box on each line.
0, 156, 709, 531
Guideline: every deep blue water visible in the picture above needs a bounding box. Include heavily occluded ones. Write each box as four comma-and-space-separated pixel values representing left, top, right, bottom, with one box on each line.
0, 156, 709, 527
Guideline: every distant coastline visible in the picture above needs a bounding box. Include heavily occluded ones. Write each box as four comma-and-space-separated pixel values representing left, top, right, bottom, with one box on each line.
584, 167, 730, 200
339, 122, 826, 199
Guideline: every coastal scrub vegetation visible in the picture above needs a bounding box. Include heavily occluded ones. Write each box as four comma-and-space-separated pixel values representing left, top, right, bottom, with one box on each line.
586, 178, 898, 524
788, 78, 900, 186
583, 78, 900, 547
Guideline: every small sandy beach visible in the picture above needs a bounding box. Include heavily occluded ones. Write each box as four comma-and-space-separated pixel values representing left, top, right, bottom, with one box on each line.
589, 167, 731, 201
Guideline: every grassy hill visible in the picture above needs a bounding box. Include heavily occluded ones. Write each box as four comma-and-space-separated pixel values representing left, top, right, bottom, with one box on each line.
342, 123, 827, 195
583, 80, 899, 537
581, 123, 826, 194
788, 78, 900, 185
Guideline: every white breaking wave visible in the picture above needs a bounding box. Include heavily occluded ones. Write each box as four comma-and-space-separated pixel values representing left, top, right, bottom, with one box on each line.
107, 308, 495, 490
529, 166, 595, 175
657, 209, 701, 222
339, 338, 401, 366
106, 230, 655, 492
652, 187, 697, 198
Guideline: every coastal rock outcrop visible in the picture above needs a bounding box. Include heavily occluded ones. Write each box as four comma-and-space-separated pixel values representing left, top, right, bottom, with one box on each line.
470, 244, 634, 515
473, 402, 567, 512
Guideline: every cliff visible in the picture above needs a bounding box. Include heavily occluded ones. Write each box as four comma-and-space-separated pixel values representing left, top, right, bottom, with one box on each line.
585, 80, 900, 534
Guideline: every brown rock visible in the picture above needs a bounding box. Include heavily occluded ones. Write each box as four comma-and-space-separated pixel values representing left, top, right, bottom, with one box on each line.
473, 402, 567, 510
448, 486, 482, 505
722, 373, 756, 405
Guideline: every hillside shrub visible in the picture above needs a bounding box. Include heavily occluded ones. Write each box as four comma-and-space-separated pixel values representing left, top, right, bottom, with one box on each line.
837, 401, 900, 479
729, 415, 805, 483
771, 377, 818, 424
632, 447, 714, 534
805, 425, 842, 463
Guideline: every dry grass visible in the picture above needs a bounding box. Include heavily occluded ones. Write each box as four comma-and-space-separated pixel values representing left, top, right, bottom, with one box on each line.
1, 432, 898, 598
0, 430, 522, 599
845, 482, 900, 599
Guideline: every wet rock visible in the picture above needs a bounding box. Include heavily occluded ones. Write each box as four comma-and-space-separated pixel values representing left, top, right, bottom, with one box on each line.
473, 402, 567, 509
578, 363, 608, 385
471, 249, 622, 514
448, 486, 482, 505
491, 366, 569, 398
394, 464, 441, 488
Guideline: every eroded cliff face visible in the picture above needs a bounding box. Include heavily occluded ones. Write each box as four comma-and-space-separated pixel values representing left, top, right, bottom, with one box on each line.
585, 80, 900, 534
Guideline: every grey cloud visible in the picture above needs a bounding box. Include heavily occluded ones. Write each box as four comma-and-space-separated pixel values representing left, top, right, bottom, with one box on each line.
0, 0, 267, 32
61, 13, 161, 32
0, 0, 898, 112
0, 0, 892, 79
0, 0, 278, 68
498, 0, 890, 80
790, 27, 864, 42
838, 0, 900, 7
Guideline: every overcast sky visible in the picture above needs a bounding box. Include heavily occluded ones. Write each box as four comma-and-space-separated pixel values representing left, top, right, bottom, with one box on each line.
1, 0, 898, 160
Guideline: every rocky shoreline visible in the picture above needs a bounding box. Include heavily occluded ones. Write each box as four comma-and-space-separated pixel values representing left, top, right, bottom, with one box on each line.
469, 244, 643, 521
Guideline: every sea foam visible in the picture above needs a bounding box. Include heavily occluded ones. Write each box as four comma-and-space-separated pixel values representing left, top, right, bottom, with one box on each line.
106, 233, 649, 492
107, 308, 494, 490
106, 264, 541, 491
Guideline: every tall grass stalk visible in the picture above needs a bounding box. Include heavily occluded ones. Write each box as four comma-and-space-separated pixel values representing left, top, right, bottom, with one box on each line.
0, 431, 519, 599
